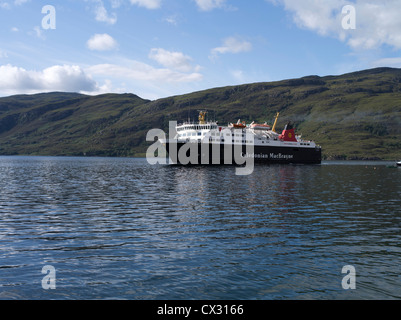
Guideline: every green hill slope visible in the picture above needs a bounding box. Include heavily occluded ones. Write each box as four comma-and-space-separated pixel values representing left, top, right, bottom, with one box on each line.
0, 67, 400, 160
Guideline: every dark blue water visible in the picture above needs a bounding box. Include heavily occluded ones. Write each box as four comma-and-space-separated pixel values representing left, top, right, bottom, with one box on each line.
0, 156, 400, 300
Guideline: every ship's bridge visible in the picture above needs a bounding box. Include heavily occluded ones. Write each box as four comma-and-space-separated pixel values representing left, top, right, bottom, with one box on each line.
175, 110, 220, 140
175, 122, 219, 141
176, 124, 218, 132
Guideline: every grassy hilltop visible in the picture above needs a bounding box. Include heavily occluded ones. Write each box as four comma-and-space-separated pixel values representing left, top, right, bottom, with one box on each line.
0, 67, 400, 160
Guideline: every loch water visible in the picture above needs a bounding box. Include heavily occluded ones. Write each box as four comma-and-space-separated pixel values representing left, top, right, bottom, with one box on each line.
0, 156, 400, 300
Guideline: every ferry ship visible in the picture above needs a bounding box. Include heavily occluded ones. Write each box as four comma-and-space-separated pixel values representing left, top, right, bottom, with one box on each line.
160, 111, 321, 165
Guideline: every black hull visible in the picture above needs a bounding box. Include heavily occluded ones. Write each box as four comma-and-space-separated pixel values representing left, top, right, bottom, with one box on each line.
164, 142, 321, 165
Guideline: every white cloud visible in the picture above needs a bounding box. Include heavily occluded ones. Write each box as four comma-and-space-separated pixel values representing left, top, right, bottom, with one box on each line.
267, 0, 344, 36
129, 0, 162, 9
84, 56, 203, 99
0, 64, 99, 95
85, 0, 117, 24
0, 58, 204, 98
149, 48, 200, 72
211, 36, 252, 58
346, 2, 401, 50
86, 59, 203, 83
87, 33, 118, 51
95, 1, 117, 24
164, 15, 178, 26
268, 0, 401, 50
0, 54, 203, 98
194, 0, 226, 11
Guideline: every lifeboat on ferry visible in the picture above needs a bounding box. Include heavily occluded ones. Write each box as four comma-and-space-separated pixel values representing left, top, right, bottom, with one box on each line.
229, 119, 246, 129
250, 121, 271, 130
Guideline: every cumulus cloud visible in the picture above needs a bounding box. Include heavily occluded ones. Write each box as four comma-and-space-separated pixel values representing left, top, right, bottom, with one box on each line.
268, 0, 401, 50
267, 0, 343, 36
87, 33, 118, 51
149, 48, 200, 72
0, 64, 99, 95
210, 36, 252, 58
129, 0, 162, 9
0, 55, 203, 97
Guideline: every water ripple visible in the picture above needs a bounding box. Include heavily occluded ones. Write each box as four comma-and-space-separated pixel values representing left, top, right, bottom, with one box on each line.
0, 157, 400, 299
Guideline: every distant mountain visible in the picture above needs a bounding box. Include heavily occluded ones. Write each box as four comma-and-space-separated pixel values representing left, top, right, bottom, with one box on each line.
0, 67, 400, 160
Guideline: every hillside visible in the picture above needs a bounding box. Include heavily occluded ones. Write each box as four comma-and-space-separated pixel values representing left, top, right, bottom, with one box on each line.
0, 67, 400, 160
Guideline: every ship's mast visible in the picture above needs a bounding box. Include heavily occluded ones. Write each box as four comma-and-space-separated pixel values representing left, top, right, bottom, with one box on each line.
198, 111, 207, 124
272, 112, 280, 133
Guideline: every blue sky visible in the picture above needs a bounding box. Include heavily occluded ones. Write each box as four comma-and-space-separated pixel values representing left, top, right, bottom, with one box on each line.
1, 0, 401, 99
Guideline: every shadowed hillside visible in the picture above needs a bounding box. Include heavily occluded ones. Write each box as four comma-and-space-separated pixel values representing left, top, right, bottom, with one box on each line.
0, 67, 400, 160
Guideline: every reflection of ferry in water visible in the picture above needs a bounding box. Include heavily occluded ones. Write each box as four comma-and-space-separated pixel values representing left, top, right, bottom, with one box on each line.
160, 111, 322, 165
